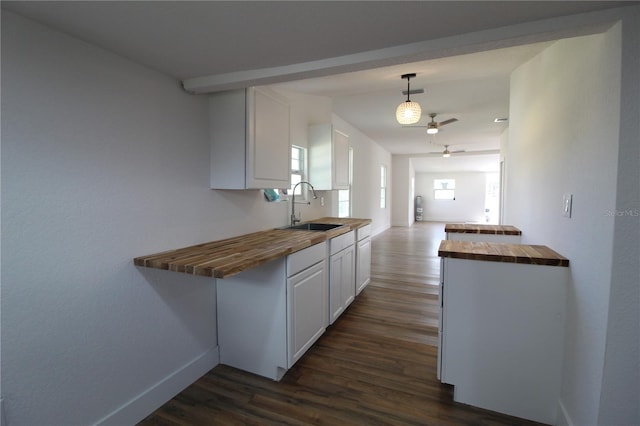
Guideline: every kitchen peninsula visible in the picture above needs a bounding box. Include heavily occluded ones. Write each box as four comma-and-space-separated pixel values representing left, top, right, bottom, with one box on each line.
134, 217, 371, 381
134, 217, 370, 278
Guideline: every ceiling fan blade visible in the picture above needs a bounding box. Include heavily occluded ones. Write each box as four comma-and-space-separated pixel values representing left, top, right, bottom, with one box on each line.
452, 149, 466, 153
438, 118, 459, 126
402, 89, 424, 95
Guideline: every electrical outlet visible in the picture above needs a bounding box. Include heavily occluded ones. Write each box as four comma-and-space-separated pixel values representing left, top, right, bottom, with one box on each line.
320, 197, 325, 207
562, 194, 573, 218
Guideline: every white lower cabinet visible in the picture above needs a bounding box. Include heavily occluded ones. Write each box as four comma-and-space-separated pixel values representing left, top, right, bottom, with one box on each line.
217, 241, 327, 381
446, 232, 521, 243
328, 230, 355, 324
439, 256, 568, 424
355, 224, 372, 295
287, 249, 328, 366
444, 224, 522, 243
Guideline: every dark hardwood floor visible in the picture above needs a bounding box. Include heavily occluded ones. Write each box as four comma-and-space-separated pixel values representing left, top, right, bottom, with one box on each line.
139, 222, 544, 425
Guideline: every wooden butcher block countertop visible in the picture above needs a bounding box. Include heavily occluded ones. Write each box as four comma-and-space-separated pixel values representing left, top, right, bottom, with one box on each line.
134, 217, 371, 279
438, 240, 569, 267
445, 223, 522, 235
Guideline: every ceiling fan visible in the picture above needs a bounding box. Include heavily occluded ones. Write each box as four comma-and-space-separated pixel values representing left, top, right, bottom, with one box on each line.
430, 145, 465, 158
426, 113, 458, 134
406, 113, 458, 134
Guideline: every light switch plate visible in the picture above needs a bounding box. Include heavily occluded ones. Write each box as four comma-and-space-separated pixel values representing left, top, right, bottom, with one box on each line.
562, 193, 573, 218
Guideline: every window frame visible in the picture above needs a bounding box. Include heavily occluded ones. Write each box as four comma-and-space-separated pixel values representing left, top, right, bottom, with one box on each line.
337, 147, 353, 218
289, 145, 307, 200
433, 178, 456, 200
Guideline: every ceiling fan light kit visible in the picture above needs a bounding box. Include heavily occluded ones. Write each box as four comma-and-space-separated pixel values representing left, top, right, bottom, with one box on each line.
396, 73, 422, 125
407, 112, 459, 134
430, 144, 465, 157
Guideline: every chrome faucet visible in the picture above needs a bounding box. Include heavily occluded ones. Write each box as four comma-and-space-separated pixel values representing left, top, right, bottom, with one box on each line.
291, 181, 318, 226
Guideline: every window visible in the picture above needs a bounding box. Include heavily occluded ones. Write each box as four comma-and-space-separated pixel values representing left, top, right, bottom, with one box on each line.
434, 179, 455, 200
380, 165, 387, 208
290, 145, 305, 197
338, 148, 353, 218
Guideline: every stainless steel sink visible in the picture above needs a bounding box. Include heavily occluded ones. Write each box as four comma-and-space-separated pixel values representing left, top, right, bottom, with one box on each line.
282, 223, 344, 231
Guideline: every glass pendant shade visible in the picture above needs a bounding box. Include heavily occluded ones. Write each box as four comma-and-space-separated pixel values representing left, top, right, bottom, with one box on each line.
396, 101, 422, 124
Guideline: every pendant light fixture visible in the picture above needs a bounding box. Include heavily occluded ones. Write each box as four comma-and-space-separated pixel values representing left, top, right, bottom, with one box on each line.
396, 73, 422, 125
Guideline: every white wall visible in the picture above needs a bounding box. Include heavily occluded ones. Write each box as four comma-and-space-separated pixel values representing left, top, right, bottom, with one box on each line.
505, 24, 634, 426
1, 12, 225, 425
0, 12, 393, 425
273, 88, 333, 222
270, 91, 392, 232
499, 129, 509, 224
415, 172, 487, 223
391, 156, 413, 227
598, 9, 640, 425
332, 114, 392, 236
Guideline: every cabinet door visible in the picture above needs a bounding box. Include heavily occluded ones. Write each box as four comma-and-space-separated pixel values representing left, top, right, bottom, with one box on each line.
246, 87, 291, 189
356, 237, 371, 295
309, 124, 350, 190
330, 245, 356, 324
288, 260, 327, 367
341, 244, 355, 308
333, 129, 350, 189
329, 253, 344, 324
209, 89, 248, 189
210, 87, 291, 189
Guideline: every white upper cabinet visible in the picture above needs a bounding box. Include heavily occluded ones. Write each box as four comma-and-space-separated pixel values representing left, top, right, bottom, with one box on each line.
308, 124, 350, 190
209, 87, 291, 189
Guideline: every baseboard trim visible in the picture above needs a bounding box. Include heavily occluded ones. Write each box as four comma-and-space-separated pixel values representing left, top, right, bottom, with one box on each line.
557, 400, 575, 426
95, 346, 219, 426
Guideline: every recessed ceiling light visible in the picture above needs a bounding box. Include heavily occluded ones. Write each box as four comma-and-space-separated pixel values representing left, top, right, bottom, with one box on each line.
494, 117, 508, 123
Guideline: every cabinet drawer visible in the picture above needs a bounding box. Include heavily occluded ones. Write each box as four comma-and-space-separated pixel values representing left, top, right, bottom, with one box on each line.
329, 230, 355, 255
356, 224, 372, 241
287, 241, 327, 277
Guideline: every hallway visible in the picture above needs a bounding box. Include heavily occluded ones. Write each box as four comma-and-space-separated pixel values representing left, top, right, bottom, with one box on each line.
139, 222, 543, 425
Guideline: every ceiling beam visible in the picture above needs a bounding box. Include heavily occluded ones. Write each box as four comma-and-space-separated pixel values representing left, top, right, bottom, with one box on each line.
182, 7, 621, 94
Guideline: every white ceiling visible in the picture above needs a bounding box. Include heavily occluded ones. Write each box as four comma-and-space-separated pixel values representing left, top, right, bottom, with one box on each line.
274, 43, 552, 157
3, 1, 632, 172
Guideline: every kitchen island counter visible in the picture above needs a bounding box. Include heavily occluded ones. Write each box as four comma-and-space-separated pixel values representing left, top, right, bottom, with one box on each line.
134, 217, 371, 278
438, 240, 569, 267
438, 238, 569, 423
444, 223, 522, 235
